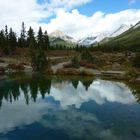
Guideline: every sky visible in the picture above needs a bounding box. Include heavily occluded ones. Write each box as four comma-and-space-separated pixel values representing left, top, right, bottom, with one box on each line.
0, 0, 140, 39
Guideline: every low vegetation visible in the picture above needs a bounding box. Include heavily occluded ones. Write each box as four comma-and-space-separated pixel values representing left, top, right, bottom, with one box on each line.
0, 22, 140, 81
132, 53, 140, 68
71, 56, 80, 68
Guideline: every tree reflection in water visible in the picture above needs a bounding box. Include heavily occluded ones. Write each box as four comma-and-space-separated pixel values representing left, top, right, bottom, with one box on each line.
0, 75, 52, 107
0, 75, 140, 108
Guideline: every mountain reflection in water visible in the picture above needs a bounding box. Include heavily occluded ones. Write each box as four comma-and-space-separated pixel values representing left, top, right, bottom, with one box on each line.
0, 75, 140, 140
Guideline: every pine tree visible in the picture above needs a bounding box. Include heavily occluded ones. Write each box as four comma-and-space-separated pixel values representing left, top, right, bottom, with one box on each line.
3, 25, 10, 54
75, 44, 79, 51
5, 25, 8, 39
37, 27, 44, 49
0, 30, 5, 49
8, 28, 17, 54
43, 31, 50, 50
18, 22, 26, 47
21, 22, 26, 40
27, 26, 36, 48
30, 49, 48, 72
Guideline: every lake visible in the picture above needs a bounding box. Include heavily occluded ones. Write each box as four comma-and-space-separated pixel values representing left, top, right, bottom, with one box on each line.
0, 74, 140, 140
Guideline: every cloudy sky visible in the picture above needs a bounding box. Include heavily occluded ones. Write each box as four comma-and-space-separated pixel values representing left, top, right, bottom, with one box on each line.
0, 0, 140, 39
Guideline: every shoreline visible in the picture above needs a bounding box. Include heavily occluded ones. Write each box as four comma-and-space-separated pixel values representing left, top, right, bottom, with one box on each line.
0, 53, 140, 82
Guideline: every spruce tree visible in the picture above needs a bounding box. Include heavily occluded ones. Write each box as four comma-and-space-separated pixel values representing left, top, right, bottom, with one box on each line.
0, 30, 5, 49
37, 27, 44, 49
3, 25, 10, 54
18, 22, 26, 47
5, 25, 8, 39
30, 49, 48, 72
43, 31, 50, 50
21, 22, 26, 40
27, 26, 36, 48
8, 28, 17, 54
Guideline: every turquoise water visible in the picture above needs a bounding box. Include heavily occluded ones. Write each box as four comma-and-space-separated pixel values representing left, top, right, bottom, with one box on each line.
0, 75, 140, 140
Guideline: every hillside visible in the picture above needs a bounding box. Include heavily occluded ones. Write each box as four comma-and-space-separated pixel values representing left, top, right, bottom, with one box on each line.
100, 21, 140, 51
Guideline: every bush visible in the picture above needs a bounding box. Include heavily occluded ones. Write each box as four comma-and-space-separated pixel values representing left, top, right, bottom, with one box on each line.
79, 60, 87, 66
71, 56, 80, 68
81, 50, 94, 63
30, 49, 50, 72
132, 53, 140, 68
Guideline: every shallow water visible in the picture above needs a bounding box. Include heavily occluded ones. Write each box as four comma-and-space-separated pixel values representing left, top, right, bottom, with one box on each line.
0, 75, 140, 140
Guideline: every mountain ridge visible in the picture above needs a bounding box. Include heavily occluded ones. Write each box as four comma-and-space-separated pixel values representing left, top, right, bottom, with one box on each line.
49, 30, 77, 43
99, 21, 140, 51
48, 21, 139, 48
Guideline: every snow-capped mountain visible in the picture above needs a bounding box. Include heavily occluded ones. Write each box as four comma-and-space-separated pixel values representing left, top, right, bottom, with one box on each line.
79, 32, 110, 46
110, 24, 130, 37
133, 21, 140, 29
96, 32, 111, 42
49, 30, 77, 43
49, 24, 132, 46
78, 36, 97, 46
79, 24, 130, 46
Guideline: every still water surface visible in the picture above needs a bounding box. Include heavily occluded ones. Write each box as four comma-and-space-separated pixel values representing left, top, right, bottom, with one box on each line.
0, 75, 140, 140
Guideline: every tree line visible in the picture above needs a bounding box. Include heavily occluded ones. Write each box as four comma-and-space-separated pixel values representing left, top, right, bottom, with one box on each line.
0, 22, 86, 54
0, 22, 50, 54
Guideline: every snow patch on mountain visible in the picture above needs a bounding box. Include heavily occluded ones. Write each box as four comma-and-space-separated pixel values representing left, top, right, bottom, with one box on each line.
79, 32, 110, 46
49, 23, 133, 46
78, 36, 97, 46
50, 30, 77, 43
133, 21, 140, 29
79, 24, 131, 46
111, 24, 130, 37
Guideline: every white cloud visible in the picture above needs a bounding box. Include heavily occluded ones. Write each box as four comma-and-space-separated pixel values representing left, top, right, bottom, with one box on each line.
0, 0, 91, 34
0, 0, 48, 33
50, 80, 136, 109
0, 0, 140, 39
45, 9, 140, 39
